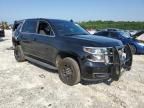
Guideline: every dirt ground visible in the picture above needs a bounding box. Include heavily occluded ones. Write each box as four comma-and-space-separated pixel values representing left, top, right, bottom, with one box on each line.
0, 30, 144, 108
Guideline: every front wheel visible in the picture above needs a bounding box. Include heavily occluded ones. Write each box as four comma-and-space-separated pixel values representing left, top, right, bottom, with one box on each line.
130, 45, 136, 54
58, 57, 81, 86
14, 45, 25, 62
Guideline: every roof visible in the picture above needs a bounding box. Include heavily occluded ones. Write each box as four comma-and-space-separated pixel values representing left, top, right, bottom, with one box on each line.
14, 18, 70, 23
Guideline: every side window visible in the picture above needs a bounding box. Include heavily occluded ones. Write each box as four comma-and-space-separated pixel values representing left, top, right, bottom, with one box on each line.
109, 32, 118, 39
96, 32, 108, 36
37, 21, 54, 36
22, 20, 37, 33
15, 24, 22, 33
13, 23, 21, 32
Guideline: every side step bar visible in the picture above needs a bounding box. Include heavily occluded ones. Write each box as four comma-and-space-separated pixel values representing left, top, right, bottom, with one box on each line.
25, 56, 58, 70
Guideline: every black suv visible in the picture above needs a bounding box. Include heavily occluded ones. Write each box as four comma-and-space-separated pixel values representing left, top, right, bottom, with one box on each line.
12, 18, 132, 86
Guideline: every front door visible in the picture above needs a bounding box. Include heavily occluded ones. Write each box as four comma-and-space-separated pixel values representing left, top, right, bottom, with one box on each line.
32, 20, 57, 65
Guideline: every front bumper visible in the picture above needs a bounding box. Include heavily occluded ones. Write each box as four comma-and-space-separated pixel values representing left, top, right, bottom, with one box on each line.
80, 45, 133, 81
81, 61, 111, 81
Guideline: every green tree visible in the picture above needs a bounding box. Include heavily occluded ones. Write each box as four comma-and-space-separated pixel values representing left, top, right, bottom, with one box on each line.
79, 21, 144, 30
0, 21, 9, 29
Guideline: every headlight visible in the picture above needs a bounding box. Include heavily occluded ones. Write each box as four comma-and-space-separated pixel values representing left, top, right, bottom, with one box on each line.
137, 43, 144, 46
83, 47, 109, 63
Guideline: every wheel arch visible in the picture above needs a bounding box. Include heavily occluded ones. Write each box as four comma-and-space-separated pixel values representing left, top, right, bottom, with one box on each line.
55, 51, 81, 70
12, 38, 20, 47
129, 43, 137, 53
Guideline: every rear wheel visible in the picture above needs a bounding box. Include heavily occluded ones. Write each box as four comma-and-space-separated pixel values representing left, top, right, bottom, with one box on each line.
14, 45, 25, 62
58, 57, 81, 86
130, 45, 136, 54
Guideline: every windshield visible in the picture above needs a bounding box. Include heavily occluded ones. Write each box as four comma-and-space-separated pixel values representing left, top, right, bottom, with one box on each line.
50, 20, 89, 36
119, 31, 131, 38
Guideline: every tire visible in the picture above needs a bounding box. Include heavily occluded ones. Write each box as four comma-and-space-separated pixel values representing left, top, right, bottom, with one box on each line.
112, 65, 121, 81
58, 57, 81, 86
14, 45, 25, 62
111, 47, 121, 81
130, 45, 136, 54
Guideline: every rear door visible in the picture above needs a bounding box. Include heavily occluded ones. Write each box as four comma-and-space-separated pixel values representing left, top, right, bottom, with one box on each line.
20, 19, 38, 56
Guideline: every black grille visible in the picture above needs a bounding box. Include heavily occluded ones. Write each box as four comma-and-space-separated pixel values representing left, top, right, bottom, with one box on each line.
107, 44, 132, 70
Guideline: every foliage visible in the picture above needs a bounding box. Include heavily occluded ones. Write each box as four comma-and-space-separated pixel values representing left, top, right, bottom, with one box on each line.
79, 20, 144, 30
0, 21, 9, 29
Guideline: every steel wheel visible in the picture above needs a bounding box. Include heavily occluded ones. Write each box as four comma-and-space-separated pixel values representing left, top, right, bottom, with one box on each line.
58, 57, 80, 86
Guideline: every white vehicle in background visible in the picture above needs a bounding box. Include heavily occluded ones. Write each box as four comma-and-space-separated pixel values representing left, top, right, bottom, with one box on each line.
129, 30, 139, 36
137, 33, 144, 42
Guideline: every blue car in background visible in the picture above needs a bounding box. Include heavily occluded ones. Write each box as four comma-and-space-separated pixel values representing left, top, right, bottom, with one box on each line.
94, 29, 144, 54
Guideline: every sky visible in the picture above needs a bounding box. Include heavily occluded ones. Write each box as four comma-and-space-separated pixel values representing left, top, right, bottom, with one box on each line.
0, 0, 144, 23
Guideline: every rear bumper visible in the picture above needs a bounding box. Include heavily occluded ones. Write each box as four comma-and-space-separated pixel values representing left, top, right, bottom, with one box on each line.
80, 45, 132, 81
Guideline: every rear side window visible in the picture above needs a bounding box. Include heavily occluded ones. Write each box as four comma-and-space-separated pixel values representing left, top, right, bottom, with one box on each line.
21, 20, 37, 33
15, 24, 22, 32
95, 31, 109, 36
13, 23, 20, 31
13, 21, 23, 32
109, 32, 118, 38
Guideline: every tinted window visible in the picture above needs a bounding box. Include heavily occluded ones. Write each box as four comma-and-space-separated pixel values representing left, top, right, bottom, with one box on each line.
22, 20, 37, 33
15, 24, 22, 32
13, 22, 22, 31
37, 21, 54, 36
119, 31, 131, 38
109, 32, 118, 38
50, 20, 89, 36
95, 31, 109, 36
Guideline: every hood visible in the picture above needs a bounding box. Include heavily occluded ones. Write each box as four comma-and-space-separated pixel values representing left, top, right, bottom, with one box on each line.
128, 37, 140, 42
65, 35, 123, 47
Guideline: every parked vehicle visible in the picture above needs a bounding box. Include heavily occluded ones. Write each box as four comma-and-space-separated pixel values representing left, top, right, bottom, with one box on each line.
136, 33, 144, 42
132, 30, 144, 42
129, 30, 139, 36
0, 29, 5, 37
132, 30, 144, 38
12, 19, 132, 86
94, 29, 144, 54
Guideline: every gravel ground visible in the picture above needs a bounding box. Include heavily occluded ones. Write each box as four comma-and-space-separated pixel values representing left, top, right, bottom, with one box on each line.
0, 30, 144, 108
